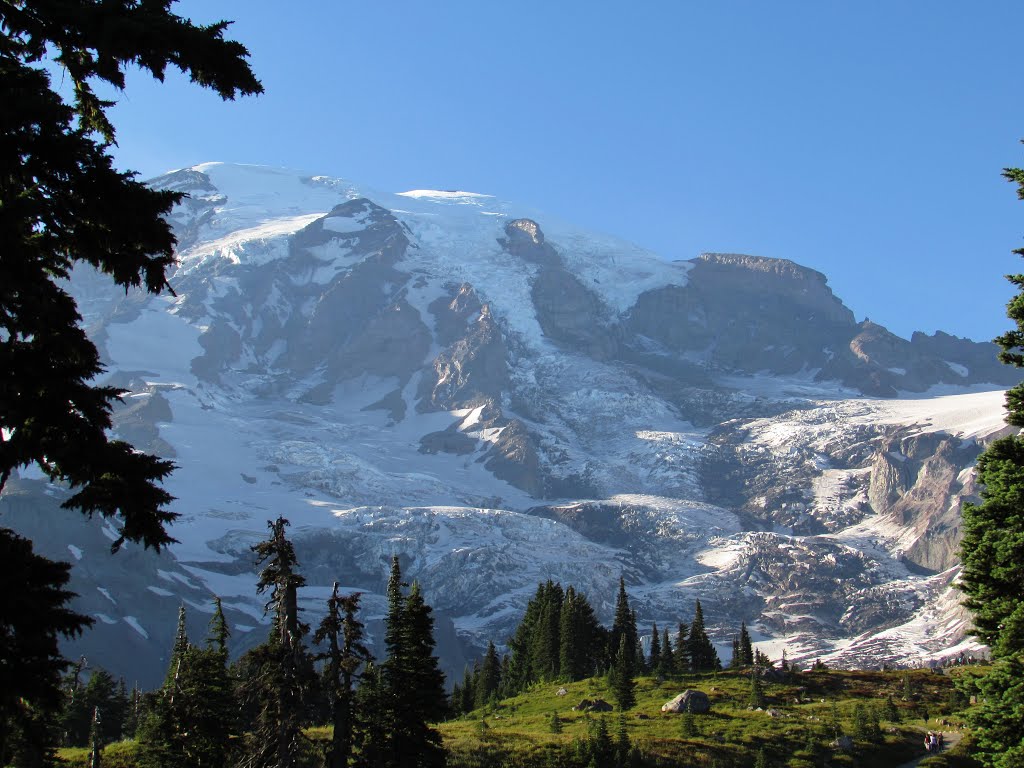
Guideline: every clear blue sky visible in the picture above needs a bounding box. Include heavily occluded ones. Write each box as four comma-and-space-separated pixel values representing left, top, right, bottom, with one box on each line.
102, 1, 1024, 343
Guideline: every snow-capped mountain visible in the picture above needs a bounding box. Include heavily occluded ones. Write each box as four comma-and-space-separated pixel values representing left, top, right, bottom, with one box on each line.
5, 162, 1017, 686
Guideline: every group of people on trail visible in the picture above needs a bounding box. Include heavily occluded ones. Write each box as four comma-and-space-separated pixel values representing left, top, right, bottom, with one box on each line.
924, 731, 944, 752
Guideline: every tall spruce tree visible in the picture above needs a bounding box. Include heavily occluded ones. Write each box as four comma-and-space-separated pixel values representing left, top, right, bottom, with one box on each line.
137, 602, 234, 768
1, 5, 258, 759
558, 586, 604, 682
610, 634, 636, 711
0, 531, 91, 765
660, 627, 675, 677
648, 623, 661, 673
474, 641, 501, 709
235, 517, 314, 768
738, 622, 754, 667
609, 577, 638, 671
674, 622, 690, 674
687, 601, 720, 672
380, 558, 447, 768
506, 580, 568, 692
352, 662, 388, 768
314, 584, 370, 768
958, 157, 1024, 768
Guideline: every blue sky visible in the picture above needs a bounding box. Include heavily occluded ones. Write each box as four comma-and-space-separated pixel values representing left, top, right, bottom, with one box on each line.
102, 1, 1024, 342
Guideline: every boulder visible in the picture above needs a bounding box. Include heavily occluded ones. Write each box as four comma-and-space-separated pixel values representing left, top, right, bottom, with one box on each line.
573, 698, 614, 712
831, 736, 855, 751
556, 687, 568, 696
661, 690, 711, 714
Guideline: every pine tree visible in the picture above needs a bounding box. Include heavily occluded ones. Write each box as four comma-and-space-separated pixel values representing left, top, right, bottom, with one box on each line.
660, 627, 675, 677
588, 716, 614, 768
687, 601, 720, 672
1, 10, 257, 754
674, 622, 690, 675
380, 558, 447, 768
749, 669, 766, 709
610, 635, 636, 711
739, 622, 754, 667
353, 662, 388, 768
60, 667, 125, 747
314, 584, 371, 768
956, 156, 1024, 768
137, 602, 235, 768
609, 578, 638, 671
457, 665, 476, 714
884, 694, 901, 723
549, 710, 563, 734
0, 532, 91, 764
615, 712, 631, 767
531, 582, 563, 681
558, 586, 605, 682
648, 623, 661, 673
505, 581, 548, 692
475, 641, 501, 709
235, 517, 314, 768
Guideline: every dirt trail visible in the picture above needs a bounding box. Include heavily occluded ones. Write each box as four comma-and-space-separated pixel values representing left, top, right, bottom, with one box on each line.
893, 729, 963, 768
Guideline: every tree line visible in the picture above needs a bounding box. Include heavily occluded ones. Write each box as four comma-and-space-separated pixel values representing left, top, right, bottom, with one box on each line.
452, 576, 774, 716
27, 518, 447, 768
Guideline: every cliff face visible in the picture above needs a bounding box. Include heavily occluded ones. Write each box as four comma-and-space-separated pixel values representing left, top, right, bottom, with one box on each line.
9, 163, 1016, 685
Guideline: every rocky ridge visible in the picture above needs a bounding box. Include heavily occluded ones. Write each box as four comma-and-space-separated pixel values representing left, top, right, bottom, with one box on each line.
3, 162, 1016, 686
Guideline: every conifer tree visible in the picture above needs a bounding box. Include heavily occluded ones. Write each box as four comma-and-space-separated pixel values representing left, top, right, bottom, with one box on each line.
610, 635, 636, 711
660, 627, 674, 677
137, 601, 234, 768
609, 578, 638, 671
353, 662, 388, 768
456, 666, 475, 714
475, 641, 501, 709
674, 622, 690, 675
884, 694, 901, 723
648, 622, 661, 673
380, 558, 446, 768
314, 584, 370, 768
739, 622, 755, 667
729, 637, 741, 669
235, 517, 314, 768
687, 601, 720, 672
531, 582, 563, 681
749, 669, 766, 709
1, 10, 258, 756
957, 156, 1024, 768
549, 710, 563, 734
615, 712, 631, 767
558, 586, 604, 682
0, 532, 91, 764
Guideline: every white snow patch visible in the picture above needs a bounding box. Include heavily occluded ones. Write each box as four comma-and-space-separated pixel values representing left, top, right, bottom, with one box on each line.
67, 544, 82, 561
123, 616, 149, 639
147, 586, 174, 597
945, 361, 969, 378
97, 587, 117, 605
93, 613, 117, 625
853, 389, 1008, 440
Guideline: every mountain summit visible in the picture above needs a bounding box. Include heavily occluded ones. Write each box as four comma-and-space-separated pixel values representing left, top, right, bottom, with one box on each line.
5, 163, 1014, 684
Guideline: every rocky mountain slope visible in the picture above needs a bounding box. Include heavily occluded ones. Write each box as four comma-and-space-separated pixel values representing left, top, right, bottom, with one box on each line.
3, 163, 1016, 686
